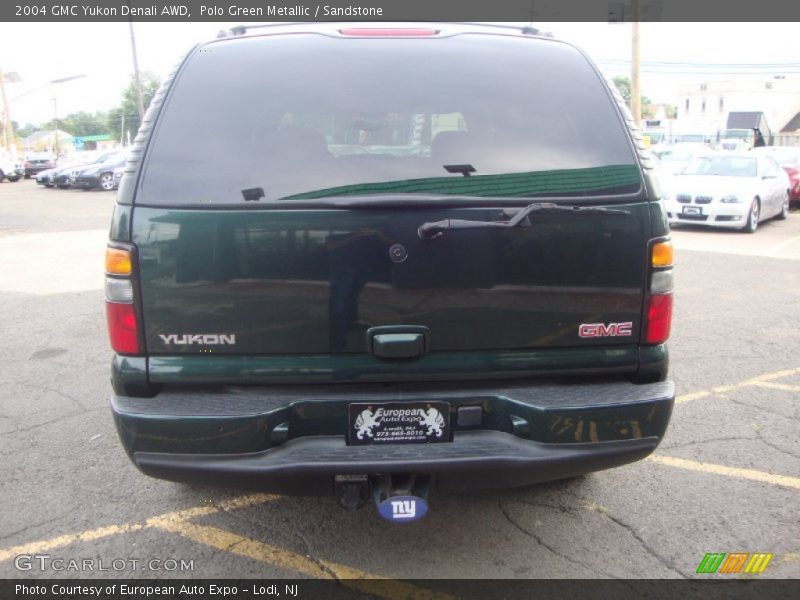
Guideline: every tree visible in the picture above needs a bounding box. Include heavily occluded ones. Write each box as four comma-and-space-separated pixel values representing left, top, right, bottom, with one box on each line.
16, 123, 38, 138
612, 76, 657, 119
41, 111, 110, 137
613, 76, 632, 106
108, 73, 161, 144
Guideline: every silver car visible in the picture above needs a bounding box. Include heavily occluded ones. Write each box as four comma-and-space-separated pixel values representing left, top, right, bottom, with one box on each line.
664, 152, 791, 233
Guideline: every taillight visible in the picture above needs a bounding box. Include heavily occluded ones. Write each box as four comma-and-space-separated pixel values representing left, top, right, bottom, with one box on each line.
643, 240, 673, 345
645, 293, 673, 344
105, 244, 141, 355
106, 302, 140, 354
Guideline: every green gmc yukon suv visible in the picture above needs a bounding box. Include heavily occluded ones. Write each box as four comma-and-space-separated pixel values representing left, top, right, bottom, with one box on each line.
106, 23, 674, 521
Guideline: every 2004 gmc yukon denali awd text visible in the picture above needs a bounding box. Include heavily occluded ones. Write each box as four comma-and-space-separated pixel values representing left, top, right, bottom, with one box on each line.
105, 23, 675, 522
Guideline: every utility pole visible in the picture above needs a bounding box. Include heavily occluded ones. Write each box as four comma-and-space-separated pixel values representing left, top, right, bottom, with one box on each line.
52, 97, 59, 156
0, 69, 12, 152
631, 0, 642, 128
128, 18, 145, 120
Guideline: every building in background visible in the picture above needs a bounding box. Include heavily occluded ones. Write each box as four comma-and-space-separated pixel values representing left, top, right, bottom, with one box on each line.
73, 133, 115, 152
21, 129, 73, 153
674, 75, 800, 146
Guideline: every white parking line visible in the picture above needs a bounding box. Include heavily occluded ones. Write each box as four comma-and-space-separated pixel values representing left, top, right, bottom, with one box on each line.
766, 233, 800, 257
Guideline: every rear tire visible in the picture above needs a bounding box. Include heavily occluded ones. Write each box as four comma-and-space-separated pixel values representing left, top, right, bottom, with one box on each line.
777, 191, 789, 220
742, 198, 760, 233
0, 170, 4, 182
7, 176, 20, 182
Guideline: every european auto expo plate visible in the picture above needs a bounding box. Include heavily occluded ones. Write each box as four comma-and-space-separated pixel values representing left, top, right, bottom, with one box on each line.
348, 402, 450, 445
683, 206, 702, 215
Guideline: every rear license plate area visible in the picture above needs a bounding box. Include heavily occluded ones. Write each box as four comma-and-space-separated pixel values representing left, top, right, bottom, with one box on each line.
348, 402, 450, 445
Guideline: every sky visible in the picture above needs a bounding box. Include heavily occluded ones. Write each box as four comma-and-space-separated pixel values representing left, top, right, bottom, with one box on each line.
1, 21, 799, 126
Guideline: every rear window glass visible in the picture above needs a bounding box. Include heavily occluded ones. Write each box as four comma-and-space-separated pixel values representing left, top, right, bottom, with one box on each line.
139, 34, 640, 205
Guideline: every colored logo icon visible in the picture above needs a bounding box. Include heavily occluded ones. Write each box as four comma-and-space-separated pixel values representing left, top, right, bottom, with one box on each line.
378, 496, 429, 522
696, 552, 773, 574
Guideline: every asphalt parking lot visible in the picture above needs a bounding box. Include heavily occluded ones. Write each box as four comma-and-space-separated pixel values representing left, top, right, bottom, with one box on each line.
0, 179, 798, 585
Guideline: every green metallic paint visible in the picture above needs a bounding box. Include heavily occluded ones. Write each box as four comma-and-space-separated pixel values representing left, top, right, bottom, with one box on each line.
112, 391, 673, 456
132, 202, 652, 374
649, 198, 670, 238
147, 346, 637, 385
110, 356, 151, 397
109, 203, 133, 242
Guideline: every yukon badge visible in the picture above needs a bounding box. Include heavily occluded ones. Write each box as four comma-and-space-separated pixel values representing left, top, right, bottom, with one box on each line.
578, 322, 633, 338
159, 334, 236, 345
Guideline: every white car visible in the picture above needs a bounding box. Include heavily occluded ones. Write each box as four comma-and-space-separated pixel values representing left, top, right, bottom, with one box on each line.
665, 152, 790, 233
0, 149, 24, 182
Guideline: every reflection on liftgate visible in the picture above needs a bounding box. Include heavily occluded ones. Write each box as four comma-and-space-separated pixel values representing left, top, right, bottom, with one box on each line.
106, 23, 675, 522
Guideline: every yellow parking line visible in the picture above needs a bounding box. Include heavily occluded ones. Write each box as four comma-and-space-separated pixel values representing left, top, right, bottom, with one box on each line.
649, 455, 800, 490
749, 381, 800, 392
0, 523, 144, 563
149, 519, 453, 600
743, 367, 800, 384
0, 493, 277, 564
675, 366, 800, 404
0, 491, 448, 594
712, 385, 737, 394
675, 390, 711, 404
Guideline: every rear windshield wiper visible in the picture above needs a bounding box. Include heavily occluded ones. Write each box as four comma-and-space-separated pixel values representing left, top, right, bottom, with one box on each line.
417, 202, 630, 240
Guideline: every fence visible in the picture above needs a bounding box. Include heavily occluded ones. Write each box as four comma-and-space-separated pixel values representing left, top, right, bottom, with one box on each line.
774, 134, 800, 147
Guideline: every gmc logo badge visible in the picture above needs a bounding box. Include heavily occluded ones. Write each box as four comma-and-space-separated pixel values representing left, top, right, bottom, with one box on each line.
579, 322, 633, 338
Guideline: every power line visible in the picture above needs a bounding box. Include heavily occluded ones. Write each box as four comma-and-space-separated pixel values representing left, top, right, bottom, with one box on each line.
597, 60, 800, 67
598, 65, 800, 75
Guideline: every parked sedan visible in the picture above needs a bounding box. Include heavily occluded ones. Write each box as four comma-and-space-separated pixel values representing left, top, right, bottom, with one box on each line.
71, 151, 129, 191
52, 151, 119, 189
23, 152, 56, 178
665, 152, 790, 233
751, 146, 800, 206
36, 167, 58, 187
52, 165, 81, 188
38, 159, 86, 188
